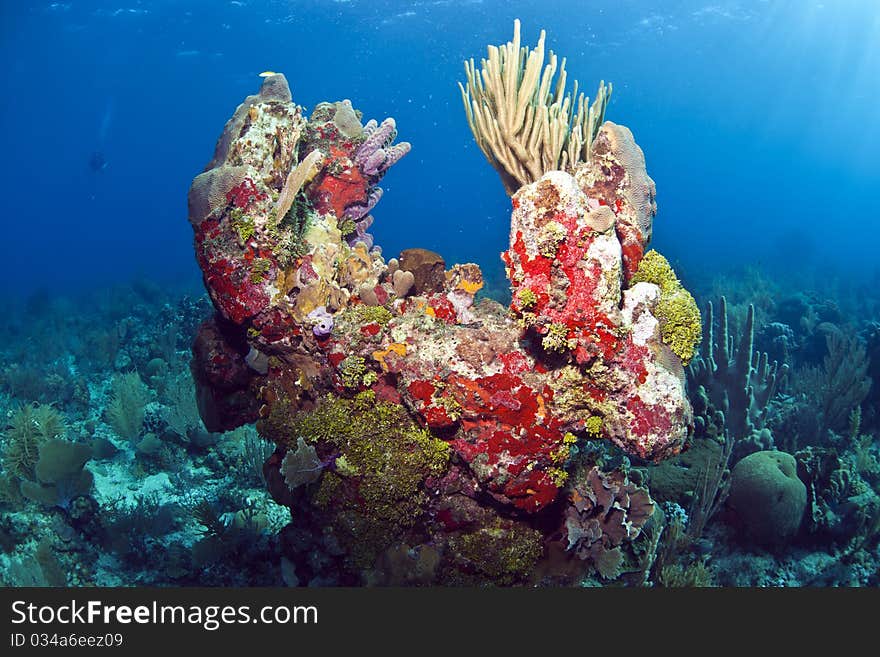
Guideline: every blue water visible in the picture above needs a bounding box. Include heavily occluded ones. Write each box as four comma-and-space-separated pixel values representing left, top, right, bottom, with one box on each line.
2, 0, 878, 296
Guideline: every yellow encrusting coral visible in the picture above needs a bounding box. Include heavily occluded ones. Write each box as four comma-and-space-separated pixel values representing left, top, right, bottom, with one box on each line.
542, 322, 573, 353
337, 355, 375, 388
372, 343, 407, 372
444, 520, 543, 585
629, 249, 677, 294
284, 391, 451, 569
585, 415, 603, 438
546, 467, 569, 487
516, 287, 538, 309
630, 250, 701, 366
551, 431, 579, 465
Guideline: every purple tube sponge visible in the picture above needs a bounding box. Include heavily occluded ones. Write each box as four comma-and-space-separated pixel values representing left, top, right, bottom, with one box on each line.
354, 118, 411, 180
346, 215, 375, 249
307, 306, 334, 337
360, 150, 388, 177
344, 187, 383, 222
382, 142, 411, 169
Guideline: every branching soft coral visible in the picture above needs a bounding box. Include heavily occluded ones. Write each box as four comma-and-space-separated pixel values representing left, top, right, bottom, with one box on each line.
105, 372, 150, 442
459, 19, 611, 194
792, 331, 871, 440
2, 403, 66, 481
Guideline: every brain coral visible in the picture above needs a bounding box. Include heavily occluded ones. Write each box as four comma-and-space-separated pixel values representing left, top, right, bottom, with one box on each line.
729, 450, 807, 546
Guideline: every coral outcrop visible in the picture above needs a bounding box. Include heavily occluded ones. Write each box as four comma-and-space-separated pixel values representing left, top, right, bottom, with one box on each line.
187, 72, 696, 584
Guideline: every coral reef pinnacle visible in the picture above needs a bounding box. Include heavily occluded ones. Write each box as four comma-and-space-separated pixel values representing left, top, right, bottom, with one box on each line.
187, 72, 695, 584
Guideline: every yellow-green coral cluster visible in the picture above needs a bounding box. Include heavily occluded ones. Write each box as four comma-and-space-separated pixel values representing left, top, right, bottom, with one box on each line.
337, 218, 357, 236
443, 521, 543, 585
537, 221, 568, 257
516, 288, 538, 310
286, 392, 450, 569
542, 322, 573, 353
337, 355, 376, 388
546, 467, 569, 487
552, 431, 579, 464
229, 208, 256, 243
585, 415, 603, 438
630, 250, 701, 366
289, 392, 450, 472
249, 258, 272, 283
344, 304, 393, 326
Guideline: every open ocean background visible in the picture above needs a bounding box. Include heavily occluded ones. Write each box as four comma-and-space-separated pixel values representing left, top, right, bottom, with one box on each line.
1, 0, 878, 297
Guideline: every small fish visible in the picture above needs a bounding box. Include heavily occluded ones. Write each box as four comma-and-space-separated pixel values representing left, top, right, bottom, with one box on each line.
259, 70, 278, 77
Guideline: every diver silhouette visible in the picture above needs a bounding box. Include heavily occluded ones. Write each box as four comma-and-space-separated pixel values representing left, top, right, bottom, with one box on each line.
89, 151, 108, 173
89, 99, 114, 176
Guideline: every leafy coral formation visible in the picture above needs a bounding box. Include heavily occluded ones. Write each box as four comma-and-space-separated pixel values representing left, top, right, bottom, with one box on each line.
564, 464, 655, 578
19, 439, 93, 509
279, 437, 323, 490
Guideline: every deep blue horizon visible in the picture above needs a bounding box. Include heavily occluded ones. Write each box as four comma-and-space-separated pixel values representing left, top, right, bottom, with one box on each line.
1, 0, 878, 299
